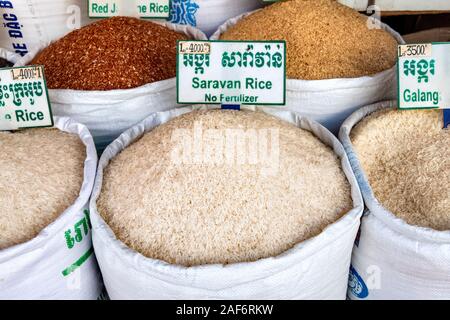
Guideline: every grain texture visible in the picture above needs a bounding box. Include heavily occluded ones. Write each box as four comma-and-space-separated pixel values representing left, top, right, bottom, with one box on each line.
0, 129, 85, 249
220, 0, 398, 80
32, 17, 189, 90
98, 110, 352, 266
351, 109, 449, 231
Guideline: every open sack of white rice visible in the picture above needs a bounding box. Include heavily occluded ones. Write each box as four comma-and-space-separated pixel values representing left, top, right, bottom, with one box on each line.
340, 100, 450, 300
0, 118, 102, 300
90, 106, 363, 300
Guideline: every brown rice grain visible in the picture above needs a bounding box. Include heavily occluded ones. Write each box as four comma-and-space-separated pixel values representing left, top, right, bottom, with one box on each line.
31, 17, 189, 90
220, 0, 398, 80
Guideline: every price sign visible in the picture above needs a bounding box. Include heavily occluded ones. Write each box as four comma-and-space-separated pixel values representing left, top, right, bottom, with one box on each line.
398, 43, 449, 110
177, 40, 286, 106
0, 66, 53, 131
88, 0, 170, 18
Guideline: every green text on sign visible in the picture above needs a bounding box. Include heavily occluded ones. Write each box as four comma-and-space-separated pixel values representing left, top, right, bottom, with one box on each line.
0, 65, 53, 131
398, 43, 450, 110
88, 0, 170, 18
177, 40, 286, 106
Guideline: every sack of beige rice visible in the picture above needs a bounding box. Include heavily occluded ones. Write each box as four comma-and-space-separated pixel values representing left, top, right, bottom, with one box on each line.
167, 0, 263, 36
340, 100, 450, 300
210, 0, 405, 134
90, 106, 364, 300
0, 0, 91, 56
14, 17, 207, 151
0, 117, 102, 300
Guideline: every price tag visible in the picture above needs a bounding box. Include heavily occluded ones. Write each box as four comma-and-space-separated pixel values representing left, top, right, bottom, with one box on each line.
177, 40, 286, 106
179, 41, 211, 55
88, 0, 170, 18
0, 66, 53, 131
398, 43, 449, 110
398, 44, 432, 58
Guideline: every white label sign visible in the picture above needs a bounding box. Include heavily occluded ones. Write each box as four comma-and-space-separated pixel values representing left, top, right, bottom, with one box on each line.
0, 66, 53, 131
177, 41, 286, 105
88, 0, 170, 18
398, 43, 450, 109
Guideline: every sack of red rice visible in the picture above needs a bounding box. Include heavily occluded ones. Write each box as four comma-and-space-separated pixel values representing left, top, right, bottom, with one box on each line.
90, 106, 363, 300
14, 17, 207, 151
0, 118, 101, 300
167, 0, 263, 36
340, 100, 450, 300
210, 0, 404, 134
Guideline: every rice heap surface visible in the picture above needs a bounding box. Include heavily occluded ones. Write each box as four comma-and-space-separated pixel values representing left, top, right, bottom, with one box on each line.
220, 0, 398, 80
351, 109, 450, 231
97, 110, 353, 266
0, 129, 86, 249
31, 17, 189, 90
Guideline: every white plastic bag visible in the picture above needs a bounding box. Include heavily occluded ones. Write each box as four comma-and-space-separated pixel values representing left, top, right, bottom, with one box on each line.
340, 100, 450, 300
14, 22, 207, 151
0, 117, 102, 300
0, 0, 91, 56
90, 106, 364, 300
210, 10, 405, 135
168, 0, 263, 37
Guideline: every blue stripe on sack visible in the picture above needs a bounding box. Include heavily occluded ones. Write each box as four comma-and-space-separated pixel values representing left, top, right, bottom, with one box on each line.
221, 104, 241, 111
169, 0, 200, 26
444, 109, 450, 129
348, 265, 369, 299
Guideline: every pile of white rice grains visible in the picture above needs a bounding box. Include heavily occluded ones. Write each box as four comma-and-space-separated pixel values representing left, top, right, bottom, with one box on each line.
0, 128, 85, 249
97, 109, 353, 266
351, 108, 449, 231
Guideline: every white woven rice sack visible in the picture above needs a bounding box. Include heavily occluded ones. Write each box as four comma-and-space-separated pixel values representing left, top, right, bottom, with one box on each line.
14, 22, 207, 151
210, 10, 405, 135
0, 0, 91, 56
0, 117, 102, 300
340, 100, 450, 300
90, 106, 364, 300
167, 0, 263, 37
